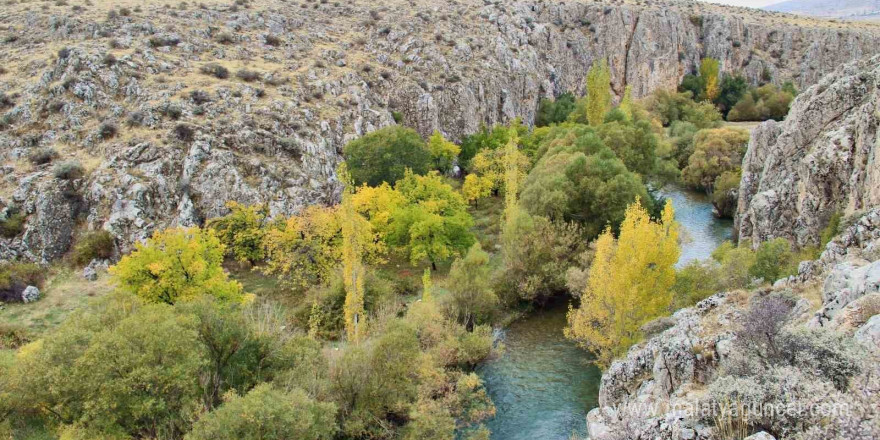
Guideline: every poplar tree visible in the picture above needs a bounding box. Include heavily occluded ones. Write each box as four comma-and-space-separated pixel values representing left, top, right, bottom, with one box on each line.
586, 59, 612, 126
565, 199, 680, 367
700, 58, 721, 102
339, 163, 366, 343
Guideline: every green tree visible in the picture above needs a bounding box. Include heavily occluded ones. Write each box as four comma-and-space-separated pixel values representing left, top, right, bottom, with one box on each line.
109, 227, 246, 305
645, 89, 722, 129
536, 92, 576, 127
711, 170, 741, 218
426, 131, 461, 173
716, 74, 748, 116
595, 117, 660, 176
520, 148, 650, 237
681, 128, 749, 191
388, 170, 475, 269
447, 243, 498, 328
186, 384, 337, 440
343, 126, 432, 186
585, 59, 612, 126
750, 238, 794, 283
10, 298, 205, 438
206, 202, 268, 264
678, 73, 704, 99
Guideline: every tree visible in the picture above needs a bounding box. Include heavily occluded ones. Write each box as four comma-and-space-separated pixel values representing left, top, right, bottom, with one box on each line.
458, 121, 527, 169
595, 117, 660, 176
520, 148, 651, 237
110, 227, 246, 305
496, 215, 587, 304
501, 127, 522, 251
585, 59, 612, 126
447, 243, 498, 328
186, 384, 337, 440
422, 268, 432, 302
716, 74, 748, 116
678, 73, 704, 99
644, 89, 722, 129
699, 58, 720, 101
426, 131, 461, 173
618, 85, 634, 120
206, 202, 268, 264
10, 299, 206, 438
712, 170, 741, 218
387, 170, 475, 269
681, 128, 749, 191
461, 173, 493, 206
339, 164, 366, 343
565, 199, 679, 367
536, 92, 576, 127
464, 137, 530, 203
343, 126, 432, 186
750, 238, 794, 283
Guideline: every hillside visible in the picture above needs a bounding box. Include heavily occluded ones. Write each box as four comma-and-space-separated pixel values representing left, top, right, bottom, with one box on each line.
2, 0, 880, 263
765, 0, 880, 21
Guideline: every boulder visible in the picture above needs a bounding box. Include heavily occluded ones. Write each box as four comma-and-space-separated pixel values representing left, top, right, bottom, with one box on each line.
21, 285, 40, 303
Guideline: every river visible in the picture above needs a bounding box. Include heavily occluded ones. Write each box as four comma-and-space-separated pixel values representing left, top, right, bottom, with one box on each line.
476, 186, 733, 439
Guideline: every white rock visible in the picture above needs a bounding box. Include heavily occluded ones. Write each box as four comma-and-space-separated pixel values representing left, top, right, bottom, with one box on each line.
21, 285, 40, 303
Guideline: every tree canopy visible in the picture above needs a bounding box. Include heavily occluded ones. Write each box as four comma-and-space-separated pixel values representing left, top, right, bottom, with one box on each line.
343, 126, 432, 186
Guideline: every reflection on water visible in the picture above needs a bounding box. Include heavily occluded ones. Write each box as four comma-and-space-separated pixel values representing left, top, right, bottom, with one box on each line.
477, 301, 600, 440
658, 185, 734, 267
477, 186, 732, 440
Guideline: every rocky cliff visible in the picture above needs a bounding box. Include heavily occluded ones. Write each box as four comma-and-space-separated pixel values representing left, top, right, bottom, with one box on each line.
2, 0, 880, 262
589, 55, 880, 440
736, 55, 880, 248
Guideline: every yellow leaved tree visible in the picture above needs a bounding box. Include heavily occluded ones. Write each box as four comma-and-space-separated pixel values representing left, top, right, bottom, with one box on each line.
427, 130, 461, 173
565, 199, 680, 368
110, 227, 247, 305
339, 163, 366, 343
460, 135, 529, 206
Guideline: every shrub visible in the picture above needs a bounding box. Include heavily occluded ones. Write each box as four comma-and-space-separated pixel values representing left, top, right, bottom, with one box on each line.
174, 124, 195, 142
776, 328, 864, 390
27, 147, 58, 165
52, 160, 85, 180
190, 89, 212, 104
186, 384, 337, 440
127, 110, 146, 126
109, 227, 246, 304
0, 323, 30, 349
215, 32, 235, 44
0, 93, 13, 109
820, 211, 842, 248
160, 103, 183, 119
681, 128, 749, 191
0, 262, 44, 302
98, 121, 118, 139
750, 238, 794, 283
673, 260, 721, 308
343, 126, 431, 186
736, 293, 795, 358
727, 84, 794, 122
200, 63, 229, 79
0, 211, 26, 238
235, 68, 259, 82
71, 230, 115, 266
264, 34, 282, 46
103, 53, 116, 66
711, 170, 741, 219
148, 35, 180, 48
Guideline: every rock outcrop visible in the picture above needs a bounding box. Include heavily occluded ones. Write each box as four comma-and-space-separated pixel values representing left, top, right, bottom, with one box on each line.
736, 55, 880, 248
2, 0, 880, 261
590, 54, 880, 440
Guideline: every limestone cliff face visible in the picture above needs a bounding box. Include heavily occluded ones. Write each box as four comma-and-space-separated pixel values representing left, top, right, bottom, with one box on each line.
2, 0, 880, 261
736, 55, 880, 248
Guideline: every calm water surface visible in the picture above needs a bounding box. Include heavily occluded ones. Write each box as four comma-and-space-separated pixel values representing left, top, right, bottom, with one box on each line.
477, 186, 732, 439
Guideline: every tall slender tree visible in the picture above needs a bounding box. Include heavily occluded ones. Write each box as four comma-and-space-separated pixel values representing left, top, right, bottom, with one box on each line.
586, 59, 612, 126
338, 163, 366, 343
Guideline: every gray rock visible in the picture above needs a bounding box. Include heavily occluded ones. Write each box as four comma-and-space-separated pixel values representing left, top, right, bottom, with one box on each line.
82, 265, 97, 281
743, 432, 776, 440
21, 285, 40, 303
736, 55, 880, 249
854, 315, 880, 354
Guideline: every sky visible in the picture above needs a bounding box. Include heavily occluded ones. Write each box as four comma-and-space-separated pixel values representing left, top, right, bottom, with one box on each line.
697, 0, 781, 8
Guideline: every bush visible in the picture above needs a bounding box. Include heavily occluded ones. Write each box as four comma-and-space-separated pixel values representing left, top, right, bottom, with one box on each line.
71, 230, 115, 266
727, 84, 794, 122
148, 35, 180, 47
446, 243, 498, 328
190, 90, 212, 104
127, 110, 146, 126
174, 124, 195, 142
0, 323, 30, 349
205, 202, 267, 264
343, 126, 431, 186
235, 68, 259, 82
750, 238, 794, 283
160, 103, 183, 119
711, 170, 741, 219
200, 63, 229, 79
673, 260, 721, 308
27, 147, 58, 166
186, 384, 337, 440
215, 32, 235, 44
264, 34, 282, 46
98, 121, 118, 139
0, 262, 44, 302
53, 160, 85, 180
0, 211, 26, 238
736, 293, 796, 357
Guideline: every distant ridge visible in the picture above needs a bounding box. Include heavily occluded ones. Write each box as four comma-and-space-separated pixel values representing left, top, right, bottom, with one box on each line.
764, 0, 880, 20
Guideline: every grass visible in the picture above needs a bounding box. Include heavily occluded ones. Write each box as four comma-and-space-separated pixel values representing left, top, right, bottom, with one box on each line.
0, 268, 112, 337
